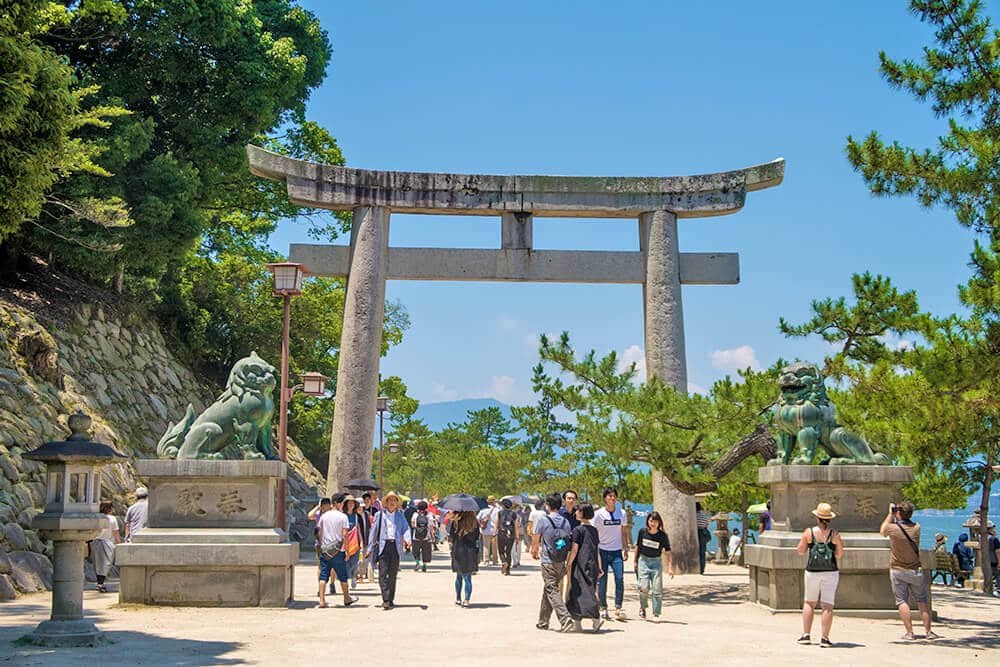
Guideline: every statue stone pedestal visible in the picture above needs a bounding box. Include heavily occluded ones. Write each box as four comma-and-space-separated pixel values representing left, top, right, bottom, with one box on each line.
744, 465, 934, 617
116, 460, 296, 607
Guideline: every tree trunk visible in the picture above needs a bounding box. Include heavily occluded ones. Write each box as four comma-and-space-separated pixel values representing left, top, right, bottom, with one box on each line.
739, 488, 749, 568
978, 449, 994, 596
114, 258, 125, 294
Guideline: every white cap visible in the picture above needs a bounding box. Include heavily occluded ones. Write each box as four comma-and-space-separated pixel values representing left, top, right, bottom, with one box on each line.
135, 486, 148, 498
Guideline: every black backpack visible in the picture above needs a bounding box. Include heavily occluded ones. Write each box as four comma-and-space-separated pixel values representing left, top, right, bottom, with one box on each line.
498, 509, 517, 539
806, 528, 837, 572
544, 515, 572, 562
413, 512, 429, 541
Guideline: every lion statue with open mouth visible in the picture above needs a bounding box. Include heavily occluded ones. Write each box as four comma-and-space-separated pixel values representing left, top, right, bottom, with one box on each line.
768, 361, 891, 466
156, 352, 278, 460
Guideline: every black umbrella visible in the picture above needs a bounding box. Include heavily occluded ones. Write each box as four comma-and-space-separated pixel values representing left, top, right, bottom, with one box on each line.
345, 478, 380, 491
438, 493, 483, 512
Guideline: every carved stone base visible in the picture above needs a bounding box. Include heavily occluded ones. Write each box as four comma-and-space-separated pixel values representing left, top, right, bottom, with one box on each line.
119, 459, 295, 607
745, 465, 935, 617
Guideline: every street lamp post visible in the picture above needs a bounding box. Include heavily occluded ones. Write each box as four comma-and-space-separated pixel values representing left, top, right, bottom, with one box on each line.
376, 396, 389, 493
266, 262, 306, 533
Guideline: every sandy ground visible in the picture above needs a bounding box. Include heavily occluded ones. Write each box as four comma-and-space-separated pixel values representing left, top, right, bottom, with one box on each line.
1, 552, 997, 666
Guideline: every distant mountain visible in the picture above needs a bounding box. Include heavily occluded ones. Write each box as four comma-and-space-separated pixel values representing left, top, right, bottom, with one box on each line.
413, 398, 512, 431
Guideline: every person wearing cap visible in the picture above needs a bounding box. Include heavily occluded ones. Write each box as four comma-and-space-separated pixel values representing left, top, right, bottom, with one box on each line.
795, 502, 844, 647
367, 491, 412, 609
496, 498, 521, 575
882, 501, 938, 639
410, 500, 437, 572
477, 495, 500, 566
124, 485, 149, 542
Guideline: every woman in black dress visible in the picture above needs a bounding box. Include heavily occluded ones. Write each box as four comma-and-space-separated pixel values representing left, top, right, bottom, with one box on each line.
565, 503, 604, 632
449, 511, 480, 607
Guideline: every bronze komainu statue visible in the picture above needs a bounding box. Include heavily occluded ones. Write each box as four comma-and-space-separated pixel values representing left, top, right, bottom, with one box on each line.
769, 362, 891, 466
156, 352, 277, 460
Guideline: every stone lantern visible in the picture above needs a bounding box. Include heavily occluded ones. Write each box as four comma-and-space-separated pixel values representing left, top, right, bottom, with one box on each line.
711, 512, 732, 563
21, 412, 126, 647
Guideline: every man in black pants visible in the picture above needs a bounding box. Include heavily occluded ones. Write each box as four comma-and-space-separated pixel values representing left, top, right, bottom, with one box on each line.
497, 498, 521, 575
367, 491, 412, 609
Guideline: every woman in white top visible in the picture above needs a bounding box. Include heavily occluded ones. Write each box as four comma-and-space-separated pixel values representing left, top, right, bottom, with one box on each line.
94, 500, 121, 593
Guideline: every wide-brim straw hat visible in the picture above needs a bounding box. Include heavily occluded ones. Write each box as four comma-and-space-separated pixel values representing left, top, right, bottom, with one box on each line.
343, 494, 357, 504
382, 491, 401, 503
487, 495, 496, 503
935, 533, 946, 543
811, 502, 836, 520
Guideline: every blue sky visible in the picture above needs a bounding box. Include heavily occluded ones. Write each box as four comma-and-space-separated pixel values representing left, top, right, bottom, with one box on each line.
270, 1, 981, 406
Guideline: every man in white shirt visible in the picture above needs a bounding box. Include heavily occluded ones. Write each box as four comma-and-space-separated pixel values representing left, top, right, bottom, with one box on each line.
317, 493, 357, 608
477, 496, 500, 566
592, 487, 629, 620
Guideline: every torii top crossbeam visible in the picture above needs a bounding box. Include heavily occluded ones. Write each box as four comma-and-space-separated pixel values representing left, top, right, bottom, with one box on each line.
247, 145, 784, 219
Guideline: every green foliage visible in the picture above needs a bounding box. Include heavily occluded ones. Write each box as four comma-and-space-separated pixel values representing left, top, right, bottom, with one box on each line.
0, 1, 129, 244
535, 332, 779, 496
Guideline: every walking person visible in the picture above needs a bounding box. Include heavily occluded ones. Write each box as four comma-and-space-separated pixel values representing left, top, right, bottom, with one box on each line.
796, 502, 844, 647
308, 498, 332, 569
633, 510, 674, 620
511, 499, 524, 569
559, 490, 580, 529
449, 510, 479, 607
343, 495, 362, 588
497, 498, 521, 575
695, 502, 712, 575
532, 493, 574, 632
361, 493, 377, 583
988, 526, 1000, 597
368, 491, 411, 609
881, 501, 938, 640
123, 486, 149, 542
411, 500, 437, 572
317, 494, 358, 608
565, 503, 603, 633
93, 500, 121, 593
593, 487, 629, 620
478, 496, 500, 565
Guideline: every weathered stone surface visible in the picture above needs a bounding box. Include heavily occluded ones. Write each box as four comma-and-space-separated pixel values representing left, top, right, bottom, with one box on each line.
0, 549, 11, 573
327, 206, 389, 492
248, 144, 785, 218
0, 455, 19, 483
9, 550, 52, 592
291, 244, 740, 286
0, 573, 16, 600
4, 522, 29, 550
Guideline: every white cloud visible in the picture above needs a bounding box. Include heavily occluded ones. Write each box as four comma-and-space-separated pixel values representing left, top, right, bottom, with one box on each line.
617, 344, 648, 382
486, 375, 518, 403
429, 382, 459, 402
687, 382, 707, 395
710, 345, 762, 371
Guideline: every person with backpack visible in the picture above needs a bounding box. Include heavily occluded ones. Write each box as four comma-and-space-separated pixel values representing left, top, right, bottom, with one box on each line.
881, 501, 939, 640
565, 503, 603, 633
531, 493, 575, 632
497, 498, 521, 575
411, 500, 438, 572
795, 502, 844, 647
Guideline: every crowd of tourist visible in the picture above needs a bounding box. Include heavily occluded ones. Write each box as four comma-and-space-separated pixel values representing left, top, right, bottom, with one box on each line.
95, 482, 1000, 645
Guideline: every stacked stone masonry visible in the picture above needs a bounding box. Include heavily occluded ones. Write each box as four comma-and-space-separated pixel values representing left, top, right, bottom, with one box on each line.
0, 291, 325, 600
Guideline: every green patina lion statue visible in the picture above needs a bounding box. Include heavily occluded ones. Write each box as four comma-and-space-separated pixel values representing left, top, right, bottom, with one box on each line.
768, 362, 891, 466
156, 352, 278, 460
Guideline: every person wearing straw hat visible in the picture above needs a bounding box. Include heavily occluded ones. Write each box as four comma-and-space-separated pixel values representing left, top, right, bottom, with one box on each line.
367, 491, 412, 609
795, 502, 844, 647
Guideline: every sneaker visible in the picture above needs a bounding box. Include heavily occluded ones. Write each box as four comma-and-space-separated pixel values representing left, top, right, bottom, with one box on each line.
638, 609, 646, 619
462, 600, 470, 608
592, 617, 604, 633
820, 637, 833, 648
901, 633, 916, 641
422, 565, 427, 572
600, 607, 610, 620
455, 599, 462, 607
344, 596, 358, 607
382, 601, 393, 610
559, 621, 576, 633
797, 634, 810, 645
535, 622, 549, 630
615, 608, 626, 621
925, 631, 941, 640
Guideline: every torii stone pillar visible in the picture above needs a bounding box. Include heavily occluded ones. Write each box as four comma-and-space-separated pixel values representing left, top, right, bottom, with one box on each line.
245, 144, 784, 568
327, 206, 389, 491
641, 210, 699, 573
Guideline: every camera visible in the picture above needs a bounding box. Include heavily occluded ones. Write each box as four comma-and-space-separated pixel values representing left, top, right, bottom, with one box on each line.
890, 503, 897, 512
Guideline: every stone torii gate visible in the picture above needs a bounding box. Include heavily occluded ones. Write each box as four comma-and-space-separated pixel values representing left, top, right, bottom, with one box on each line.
247, 144, 784, 572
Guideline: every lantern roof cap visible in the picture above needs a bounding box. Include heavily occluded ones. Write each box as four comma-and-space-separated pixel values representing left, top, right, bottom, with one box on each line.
24, 412, 127, 464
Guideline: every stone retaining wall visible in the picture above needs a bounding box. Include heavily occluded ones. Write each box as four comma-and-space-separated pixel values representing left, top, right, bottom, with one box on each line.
0, 297, 326, 600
